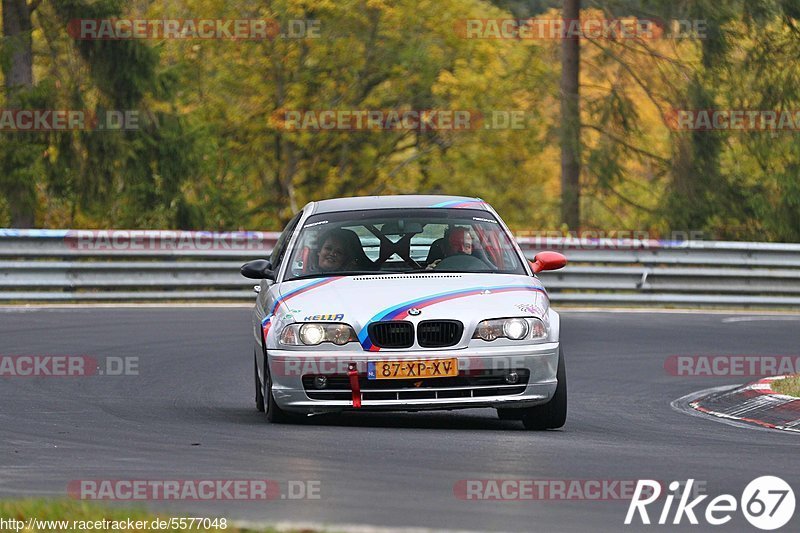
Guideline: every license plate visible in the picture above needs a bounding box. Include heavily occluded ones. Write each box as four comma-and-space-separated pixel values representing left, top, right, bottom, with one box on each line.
367, 358, 459, 380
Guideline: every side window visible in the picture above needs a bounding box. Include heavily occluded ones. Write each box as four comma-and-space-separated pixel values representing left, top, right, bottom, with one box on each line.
270, 211, 302, 269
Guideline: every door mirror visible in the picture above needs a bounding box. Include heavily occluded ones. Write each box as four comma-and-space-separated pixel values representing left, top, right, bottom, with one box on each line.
241, 259, 275, 280
530, 251, 567, 273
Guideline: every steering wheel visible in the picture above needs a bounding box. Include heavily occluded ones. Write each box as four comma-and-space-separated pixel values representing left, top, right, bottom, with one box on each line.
434, 254, 493, 271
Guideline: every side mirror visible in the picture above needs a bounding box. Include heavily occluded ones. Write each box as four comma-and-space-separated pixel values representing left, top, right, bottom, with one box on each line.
241, 259, 275, 280
530, 251, 567, 273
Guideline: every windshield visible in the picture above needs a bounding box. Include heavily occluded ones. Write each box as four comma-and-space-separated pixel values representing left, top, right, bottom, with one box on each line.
284, 208, 527, 281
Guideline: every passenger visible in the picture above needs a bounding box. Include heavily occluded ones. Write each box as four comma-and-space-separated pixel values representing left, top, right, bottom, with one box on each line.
316, 229, 361, 272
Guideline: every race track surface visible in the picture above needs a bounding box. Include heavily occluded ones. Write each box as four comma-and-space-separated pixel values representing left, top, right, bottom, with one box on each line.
1, 307, 798, 532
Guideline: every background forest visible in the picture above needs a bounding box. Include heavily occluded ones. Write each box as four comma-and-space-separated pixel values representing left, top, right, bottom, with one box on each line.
1, 0, 799, 241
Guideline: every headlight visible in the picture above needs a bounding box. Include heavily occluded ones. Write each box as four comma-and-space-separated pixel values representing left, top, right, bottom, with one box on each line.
300, 324, 326, 345
280, 323, 358, 346
503, 318, 528, 340
473, 318, 547, 342
328, 324, 355, 345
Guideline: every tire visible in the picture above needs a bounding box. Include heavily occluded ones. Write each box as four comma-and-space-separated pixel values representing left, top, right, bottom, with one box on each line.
254, 349, 265, 412
521, 348, 567, 430
263, 351, 295, 424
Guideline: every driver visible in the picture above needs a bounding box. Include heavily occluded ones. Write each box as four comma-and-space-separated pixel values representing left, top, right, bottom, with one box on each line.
447, 227, 473, 256
427, 227, 472, 269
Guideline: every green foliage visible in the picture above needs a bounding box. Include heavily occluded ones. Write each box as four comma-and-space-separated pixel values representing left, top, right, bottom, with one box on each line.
153, 0, 556, 227
666, 2, 800, 240
772, 374, 800, 397
0, 0, 799, 240
1, 0, 198, 228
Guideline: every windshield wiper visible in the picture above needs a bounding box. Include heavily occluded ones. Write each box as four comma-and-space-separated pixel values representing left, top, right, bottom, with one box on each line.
400, 268, 496, 274
289, 270, 392, 281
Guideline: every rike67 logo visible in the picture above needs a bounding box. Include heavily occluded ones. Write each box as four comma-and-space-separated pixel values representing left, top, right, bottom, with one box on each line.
625, 477, 795, 530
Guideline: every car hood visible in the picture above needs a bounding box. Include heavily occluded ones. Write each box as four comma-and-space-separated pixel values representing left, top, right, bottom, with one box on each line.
274, 273, 549, 349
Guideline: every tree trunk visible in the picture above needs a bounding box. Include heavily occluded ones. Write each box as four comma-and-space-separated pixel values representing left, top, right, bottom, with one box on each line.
560, 0, 581, 229
2, 0, 33, 103
2, 0, 36, 227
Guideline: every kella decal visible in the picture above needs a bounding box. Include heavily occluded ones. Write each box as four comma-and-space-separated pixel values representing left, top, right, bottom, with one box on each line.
304, 313, 345, 321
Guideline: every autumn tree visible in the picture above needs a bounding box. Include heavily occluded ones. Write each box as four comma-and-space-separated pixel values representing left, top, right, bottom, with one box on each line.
0, 0, 197, 227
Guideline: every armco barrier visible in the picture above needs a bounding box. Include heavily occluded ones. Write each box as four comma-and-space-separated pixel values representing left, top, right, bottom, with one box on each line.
1, 229, 800, 306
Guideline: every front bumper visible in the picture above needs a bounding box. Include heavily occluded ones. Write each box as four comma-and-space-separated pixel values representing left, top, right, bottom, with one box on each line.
267, 342, 560, 414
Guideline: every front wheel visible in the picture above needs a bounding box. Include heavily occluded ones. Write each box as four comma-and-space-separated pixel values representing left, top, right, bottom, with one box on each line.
263, 352, 296, 424
254, 349, 265, 412
520, 348, 567, 430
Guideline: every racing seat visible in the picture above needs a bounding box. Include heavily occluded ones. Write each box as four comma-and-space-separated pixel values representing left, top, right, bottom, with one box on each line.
425, 237, 447, 264
339, 229, 377, 270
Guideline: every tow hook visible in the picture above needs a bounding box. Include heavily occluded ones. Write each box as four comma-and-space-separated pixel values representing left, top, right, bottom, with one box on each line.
347, 362, 362, 408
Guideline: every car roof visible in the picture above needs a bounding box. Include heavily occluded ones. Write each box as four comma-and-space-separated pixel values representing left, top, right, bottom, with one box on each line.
309, 195, 488, 214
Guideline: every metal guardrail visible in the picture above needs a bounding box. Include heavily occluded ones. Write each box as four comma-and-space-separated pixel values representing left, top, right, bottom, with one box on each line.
2, 229, 800, 306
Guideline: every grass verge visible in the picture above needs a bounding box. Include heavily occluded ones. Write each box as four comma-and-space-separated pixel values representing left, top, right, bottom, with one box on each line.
772, 375, 800, 397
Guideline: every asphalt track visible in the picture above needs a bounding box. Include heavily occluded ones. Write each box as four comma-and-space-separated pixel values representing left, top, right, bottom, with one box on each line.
1, 307, 799, 532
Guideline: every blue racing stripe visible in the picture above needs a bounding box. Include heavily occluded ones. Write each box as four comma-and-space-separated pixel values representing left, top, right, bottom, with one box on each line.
357, 283, 547, 351
430, 199, 484, 208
